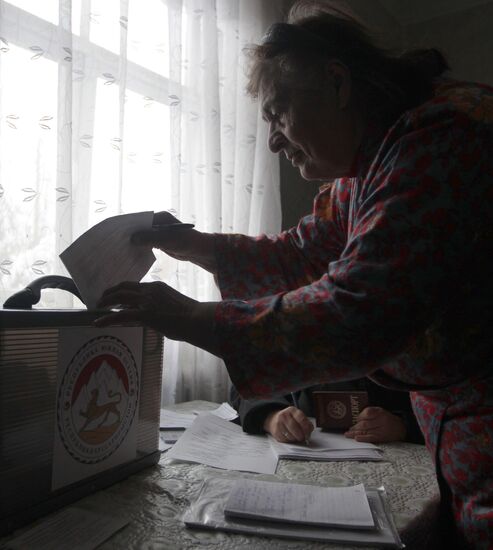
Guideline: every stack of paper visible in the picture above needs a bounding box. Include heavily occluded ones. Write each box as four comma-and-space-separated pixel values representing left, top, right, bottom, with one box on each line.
224, 479, 375, 529
165, 414, 278, 474
183, 477, 403, 547
165, 414, 382, 474
269, 428, 382, 462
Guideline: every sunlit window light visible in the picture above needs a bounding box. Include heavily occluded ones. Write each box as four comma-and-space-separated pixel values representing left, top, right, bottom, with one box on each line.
4, 0, 58, 25
128, 0, 170, 78
0, 43, 58, 300
122, 88, 172, 213
0, 0, 183, 307
71, 0, 82, 36
89, 78, 121, 225
89, 0, 121, 55
89, 80, 173, 222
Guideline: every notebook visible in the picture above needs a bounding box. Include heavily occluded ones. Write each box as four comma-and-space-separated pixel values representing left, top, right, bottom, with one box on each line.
223, 479, 375, 529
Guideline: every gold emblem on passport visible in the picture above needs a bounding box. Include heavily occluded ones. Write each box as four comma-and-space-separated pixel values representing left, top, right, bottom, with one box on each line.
313, 391, 369, 430
327, 400, 347, 420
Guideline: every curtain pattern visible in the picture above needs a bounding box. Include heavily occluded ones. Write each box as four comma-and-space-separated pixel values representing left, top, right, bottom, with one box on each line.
0, 0, 282, 404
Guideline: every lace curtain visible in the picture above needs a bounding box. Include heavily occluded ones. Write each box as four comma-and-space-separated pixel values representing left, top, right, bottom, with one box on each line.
0, 0, 282, 404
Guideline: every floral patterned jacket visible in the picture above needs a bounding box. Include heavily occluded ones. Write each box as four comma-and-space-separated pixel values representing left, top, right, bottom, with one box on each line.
214, 79, 493, 400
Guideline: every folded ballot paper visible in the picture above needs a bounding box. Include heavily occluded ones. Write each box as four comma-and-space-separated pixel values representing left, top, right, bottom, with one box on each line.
182, 477, 404, 548
60, 211, 156, 309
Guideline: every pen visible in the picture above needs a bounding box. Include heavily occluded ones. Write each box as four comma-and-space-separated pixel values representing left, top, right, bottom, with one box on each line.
291, 391, 310, 446
152, 223, 195, 230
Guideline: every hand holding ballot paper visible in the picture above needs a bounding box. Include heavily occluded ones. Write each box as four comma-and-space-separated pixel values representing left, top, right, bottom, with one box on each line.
60, 211, 155, 309
60, 211, 195, 310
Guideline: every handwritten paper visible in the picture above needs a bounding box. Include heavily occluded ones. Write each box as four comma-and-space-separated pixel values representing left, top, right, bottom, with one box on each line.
60, 211, 155, 309
165, 413, 278, 474
224, 479, 375, 529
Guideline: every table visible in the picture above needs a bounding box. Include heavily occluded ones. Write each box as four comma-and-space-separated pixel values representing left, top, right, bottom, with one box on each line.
2, 401, 439, 549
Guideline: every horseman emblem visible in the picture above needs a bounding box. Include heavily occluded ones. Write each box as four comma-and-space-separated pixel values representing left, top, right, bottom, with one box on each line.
57, 335, 139, 464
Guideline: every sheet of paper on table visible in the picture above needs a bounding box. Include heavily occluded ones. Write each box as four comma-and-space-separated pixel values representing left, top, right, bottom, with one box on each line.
224, 479, 375, 529
60, 211, 155, 309
160, 403, 238, 429
205, 402, 238, 421
5, 507, 129, 550
269, 428, 383, 461
164, 414, 383, 474
160, 409, 197, 429
165, 413, 278, 474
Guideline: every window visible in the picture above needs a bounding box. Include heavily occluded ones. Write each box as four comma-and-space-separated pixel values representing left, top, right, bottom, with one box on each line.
0, 0, 281, 403
0, 0, 189, 305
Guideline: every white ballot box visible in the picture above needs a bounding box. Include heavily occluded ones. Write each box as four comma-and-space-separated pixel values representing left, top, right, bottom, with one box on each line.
0, 277, 164, 536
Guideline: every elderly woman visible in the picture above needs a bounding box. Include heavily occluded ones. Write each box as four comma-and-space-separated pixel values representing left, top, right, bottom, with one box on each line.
97, 1, 493, 547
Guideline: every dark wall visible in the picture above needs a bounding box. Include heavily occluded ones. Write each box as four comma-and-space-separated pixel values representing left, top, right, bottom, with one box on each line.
280, 157, 321, 230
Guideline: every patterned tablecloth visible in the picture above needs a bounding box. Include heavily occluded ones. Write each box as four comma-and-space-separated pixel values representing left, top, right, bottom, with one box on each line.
5, 401, 440, 549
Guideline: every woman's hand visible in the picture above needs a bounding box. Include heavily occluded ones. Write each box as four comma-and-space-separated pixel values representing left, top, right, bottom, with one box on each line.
132, 211, 217, 273
344, 406, 407, 443
94, 281, 221, 355
263, 406, 314, 443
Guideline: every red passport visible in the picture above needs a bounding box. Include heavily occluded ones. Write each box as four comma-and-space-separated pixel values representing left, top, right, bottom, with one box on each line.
312, 391, 369, 430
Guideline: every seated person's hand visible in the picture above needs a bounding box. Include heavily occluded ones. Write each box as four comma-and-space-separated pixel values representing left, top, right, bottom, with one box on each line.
344, 406, 406, 443
263, 406, 314, 443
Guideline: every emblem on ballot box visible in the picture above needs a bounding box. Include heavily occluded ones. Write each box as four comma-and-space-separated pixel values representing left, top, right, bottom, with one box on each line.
57, 335, 139, 464
52, 329, 142, 490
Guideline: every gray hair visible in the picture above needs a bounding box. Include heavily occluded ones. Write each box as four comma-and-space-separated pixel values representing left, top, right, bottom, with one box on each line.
246, 0, 448, 125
